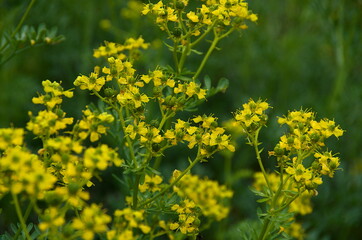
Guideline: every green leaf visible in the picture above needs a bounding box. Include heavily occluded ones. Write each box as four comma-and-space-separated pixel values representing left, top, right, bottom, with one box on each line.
257, 197, 271, 203
282, 189, 298, 197
204, 75, 211, 90
216, 77, 229, 93
190, 48, 203, 55
249, 186, 270, 198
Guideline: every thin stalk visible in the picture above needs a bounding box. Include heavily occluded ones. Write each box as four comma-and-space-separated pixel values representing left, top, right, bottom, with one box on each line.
11, 0, 36, 38
173, 40, 180, 72
0, 0, 36, 53
328, 0, 347, 113
138, 155, 201, 208
258, 218, 271, 240
192, 26, 236, 81
271, 165, 286, 208
158, 110, 173, 130
192, 34, 219, 81
117, 107, 137, 167
251, 129, 272, 191
178, 42, 191, 74
258, 179, 300, 240
12, 193, 32, 240
13, 200, 34, 240
190, 21, 217, 48
132, 174, 141, 209
274, 191, 301, 214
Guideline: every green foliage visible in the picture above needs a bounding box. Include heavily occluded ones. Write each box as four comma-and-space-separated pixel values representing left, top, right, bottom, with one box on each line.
0, 24, 64, 66
0, 223, 41, 240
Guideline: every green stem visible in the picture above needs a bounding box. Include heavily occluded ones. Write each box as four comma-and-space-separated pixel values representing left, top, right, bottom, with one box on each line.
274, 191, 301, 214
258, 218, 271, 240
328, 0, 347, 113
190, 21, 217, 48
192, 33, 219, 81
251, 129, 272, 191
173, 40, 180, 72
158, 110, 173, 130
12, 0, 36, 38
13, 200, 34, 240
178, 43, 191, 74
117, 107, 137, 167
138, 155, 202, 208
271, 165, 286, 208
132, 174, 142, 209
12, 193, 32, 240
192, 26, 235, 81
0, 0, 36, 54
258, 181, 301, 240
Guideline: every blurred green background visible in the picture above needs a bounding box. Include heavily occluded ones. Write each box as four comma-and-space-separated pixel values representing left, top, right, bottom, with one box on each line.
1, 0, 361, 239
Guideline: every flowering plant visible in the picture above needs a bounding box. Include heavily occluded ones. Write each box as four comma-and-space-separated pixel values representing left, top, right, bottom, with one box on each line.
0, 1, 343, 240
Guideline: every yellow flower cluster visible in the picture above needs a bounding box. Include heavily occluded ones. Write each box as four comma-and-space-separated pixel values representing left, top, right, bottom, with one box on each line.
139, 174, 163, 192
270, 109, 344, 190
74, 66, 108, 92
0, 128, 24, 150
166, 116, 235, 157
108, 208, 151, 240
72, 204, 112, 240
77, 107, 114, 142
120, 0, 144, 20
172, 170, 233, 220
38, 207, 66, 234
314, 151, 340, 178
142, 0, 257, 36
27, 80, 74, 137
32, 80, 73, 109
93, 37, 150, 60
75, 46, 211, 122
253, 172, 310, 239
0, 146, 56, 198
276, 110, 343, 154
233, 98, 270, 133
169, 199, 200, 235
27, 110, 73, 137
84, 144, 123, 170
123, 115, 235, 157
253, 172, 313, 216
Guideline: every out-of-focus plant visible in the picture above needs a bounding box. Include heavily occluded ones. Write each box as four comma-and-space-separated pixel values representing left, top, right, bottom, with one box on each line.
0, 0, 64, 67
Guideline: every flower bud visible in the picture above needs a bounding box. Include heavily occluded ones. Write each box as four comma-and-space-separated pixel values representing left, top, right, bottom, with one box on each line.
55, 109, 64, 118
104, 87, 117, 97
176, 1, 185, 10
273, 145, 285, 156
173, 28, 182, 38
310, 132, 320, 143
153, 87, 162, 97
44, 191, 63, 206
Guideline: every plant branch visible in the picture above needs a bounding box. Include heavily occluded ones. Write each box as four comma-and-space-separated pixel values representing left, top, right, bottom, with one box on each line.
138, 154, 202, 208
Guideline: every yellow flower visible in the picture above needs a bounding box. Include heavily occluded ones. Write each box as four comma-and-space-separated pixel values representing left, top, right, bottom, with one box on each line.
74, 67, 106, 92
84, 144, 123, 171
187, 11, 199, 22
0, 128, 24, 150
173, 173, 233, 221
78, 108, 114, 142
286, 164, 312, 183
139, 175, 163, 192
27, 110, 73, 136
72, 204, 111, 240
249, 13, 258, 22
